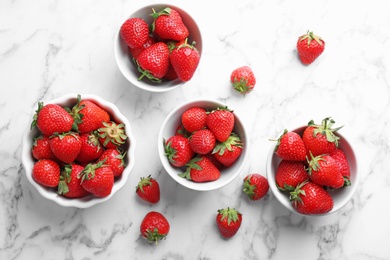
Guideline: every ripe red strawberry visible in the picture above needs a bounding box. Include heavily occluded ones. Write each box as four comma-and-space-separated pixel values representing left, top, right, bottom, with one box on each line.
230, 66, 256, 95
136, 175, 160, 204
97, 121, 127, 149
164, 135, 194, 167
243, 174, 269, 201
129, 36, 156, 60
275, 160, 309, 191
120, 17, 149, 49
76, 132, 104, 163
307, 154, 344, 189
302, 117, 343, 157
206, 107, 234, 142
216, 207, 242, 239
49, 132, 82, 164
179, 156, 221, 182
330, 148, 351, 186
70, 95, 110, 134
140, 211, 170, 245
164, 63, 178, 81
58, 164, 90, 198
151, 7, 189, 41
32, 135, 56, 160
169, 39, 200, 82
97, 148, 125, 177
297, 31, 325, 65
32, 159, 60, 187
181, 107, 207, 133
290, 181, 334, 215
274, 129, 307, 161
136, 42, 170, 83
174, 124, 191, 138
189, 129, 216, 155
212, 134, 242, 167
78, 160, 114, 197
32, 102, 74, 136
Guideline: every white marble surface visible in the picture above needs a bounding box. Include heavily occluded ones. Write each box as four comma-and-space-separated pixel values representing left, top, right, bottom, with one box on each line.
1, 0, 390, 259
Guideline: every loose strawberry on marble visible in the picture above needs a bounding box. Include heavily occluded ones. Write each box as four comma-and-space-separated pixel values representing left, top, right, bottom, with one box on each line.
140, 211, 170, 245
151, 7, 189, 41
243, 174, 269, 201
230, 66, 256, 95
49, 132, 82, 164
97, 148, 126, 177
32, 159, 61, 188
179, 156, 221, 182
297, 31, 325, 65
216, 207, 242, 239
164, 135, 194, 167
120, 17, 149, 49
58, 164, 90, 198
136, 175, 160, 204
275, 160, 309, 191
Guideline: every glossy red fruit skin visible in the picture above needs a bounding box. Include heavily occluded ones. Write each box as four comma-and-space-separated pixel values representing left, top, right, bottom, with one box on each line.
206, 109, 235, 142
169, 41, 200, 82
49, 133, 82, 164
120, 17, 149, 49
140, 211, 170, 244
216, 208, 242, 239
189, 129, 216, 155
79, 163, 114, 197
137, 42, 170, 80
136, 176, 160, 204
77, 100, 110, 134
97, 149, 125, 177
152, 8, 189, 41
330, 148, 351, 179
303, 126, 337, 157
181, 107, 207, 133
129, 36, 156, 60
212, 135, 243, 167
275, 160, 309, 191
32, 159, 60, 187
307, 154, 344, 189
275, 130, 307, 161
164, 135, 194, 167
230, 66, 256, 95
243, 174, 269, 201
35, 103, 74, 136
32, 135, 56, 160
76, 132, 104, 163
58, 164, 90, 198
179, 156, 221, 182
297, 31, 325, 65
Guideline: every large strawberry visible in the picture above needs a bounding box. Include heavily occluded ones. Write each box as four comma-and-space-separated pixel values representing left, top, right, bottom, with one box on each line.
76, 132, 104, 163
151, 7, 189, 41
169, 39, 200, 82
97, 148, 125, 177
32, 102, 74, 136
120, 17, 149, 49
164, 135, 194, 167
290, 181, 334, 215
302, 117, 343, 157
212, 134, 242, 167
230, 66, 256, 95
32, 159, 60, 187
181, 107, 207, 133
189, 129, 216, 155
216, 207, 242, 239
179, 156, 221, 182
136, 175, 160, 204
307, 154, 344, 189
206, 107, 235, 142
78, 160, 114, 197
129, 36, 156, 60
49, 132, 82, 164
275, 160, 309, 191
97, 121, 127, 149
140, 211, 170, 245
297, 31, 325, 65
136, 42, 170, 83
243, 174, 269, 201
58, 164, 90, 198
273, 129, 307, 161
32, 135, 56, 160
330, 148, 351, 186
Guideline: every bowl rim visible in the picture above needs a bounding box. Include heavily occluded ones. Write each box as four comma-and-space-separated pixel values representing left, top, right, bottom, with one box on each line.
21, 93, 136, 208
158, 98, 249, 191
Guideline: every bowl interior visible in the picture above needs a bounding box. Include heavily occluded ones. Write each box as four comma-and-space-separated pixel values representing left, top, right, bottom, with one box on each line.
158, 100, 248, 191
114, 4, 202, 92
266, 126, 358, 216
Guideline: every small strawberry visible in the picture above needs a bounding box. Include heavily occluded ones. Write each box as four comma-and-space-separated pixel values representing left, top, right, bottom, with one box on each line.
212, 134, 242, 167
32, 159, 60, 187
151, 7, 189, 41
136, 175, 160, 204
243, 174, 269, 201
174, 124, 191, 138
330, 148, 351, 186
169, 39, 200, 82
273, 129, 307, 161
31, 135, 56, 160
181, 107, 207, 133
302, 117, 343, 157
129, 36, 156, 60
135, 42, 170, 83
164, 135, 194, 167
78, 160, 114, 197
189, 129, 216, 155
275, 160, 309, 191
97, 121, 127, 149
206, 107, 235, 142
76, 132, 104, 163
179, 156, 221, 182
49, 132, 82, 164
290, 181, 334, 215
97, 148, 125, 177
297, 31, 325, 65
230, 66, 256, 95
216, 207, 242, 239
164, 63, 178, 81
58, 164, 90, 198
31, 102, 74, 136
120, 17, 149, 49
307, 153, 344, 189
140, 211, 170, 245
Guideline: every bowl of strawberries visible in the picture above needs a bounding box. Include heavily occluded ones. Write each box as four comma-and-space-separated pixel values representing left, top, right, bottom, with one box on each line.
114, 4, 202, 92
158, 99, 249, 191
21, 93, 136, 208
266, 117, 359, 216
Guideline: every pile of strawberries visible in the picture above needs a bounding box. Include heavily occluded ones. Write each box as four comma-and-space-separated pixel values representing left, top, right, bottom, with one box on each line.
30, 94, 128, 199
273, 117, 351, 215
120, 7, 200, 83
163, 106, 243, 183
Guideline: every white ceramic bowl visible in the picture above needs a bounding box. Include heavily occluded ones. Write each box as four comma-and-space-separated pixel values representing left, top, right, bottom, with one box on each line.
158, 99, 249, 191
21, 93, 136, 208
114, 3, 202, 92
266, 126, 359, 216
